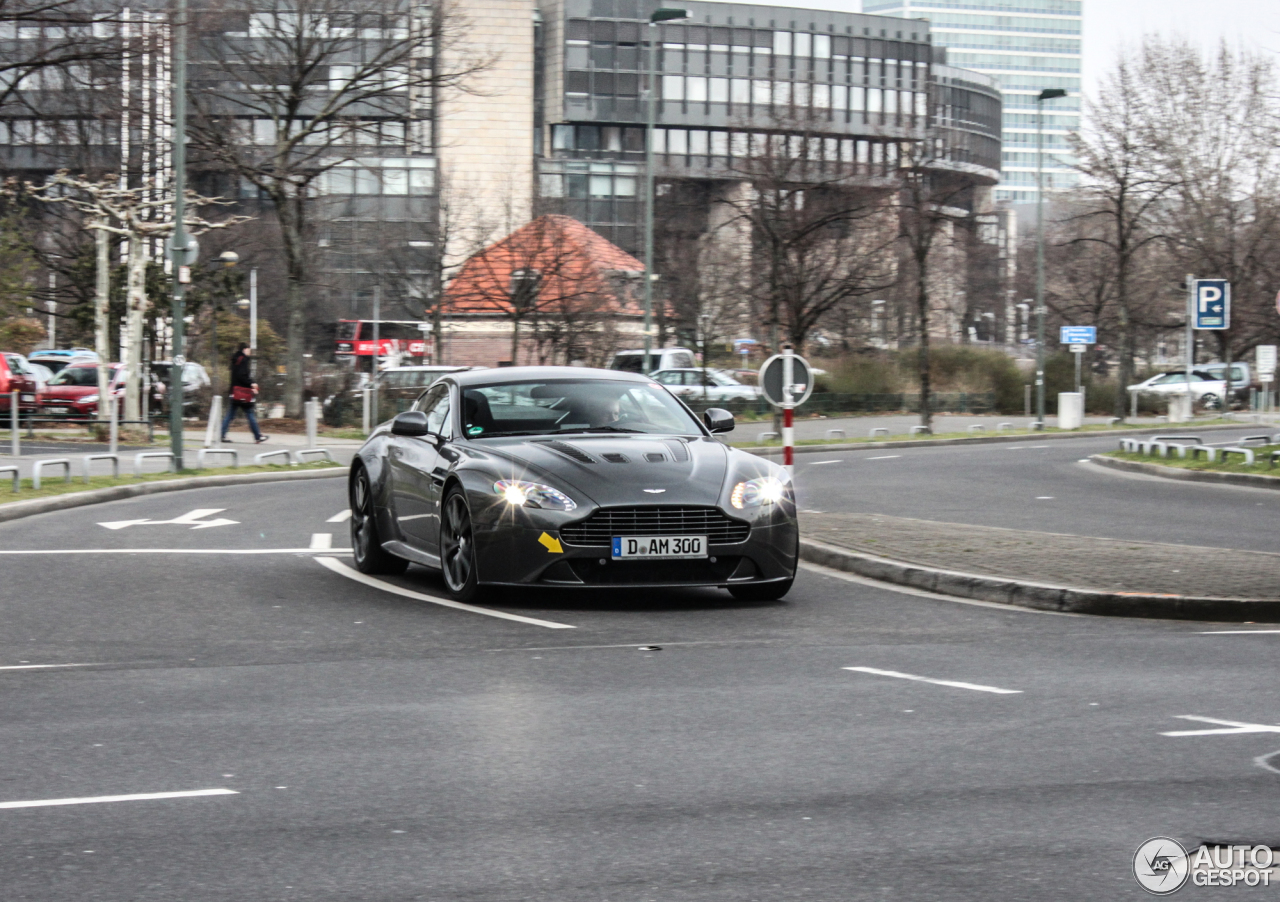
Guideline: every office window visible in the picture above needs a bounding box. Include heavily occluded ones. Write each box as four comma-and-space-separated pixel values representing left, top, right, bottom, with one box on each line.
772, 82, 791, 106
794, 82, 809, 108
540, 173, 563, 197
354, 167, 379, 194
867, 88, 881, 113
552, 124, 573, 150
652, 128, 666, 154
730, 131, 748, 157
686, 76, 707, 102
668, 128, 687, 155
254, 119, 275, 145
851, 86, 865, 111
773, 31, 791, 56
752, 80, 770, 106
824, 137, 838, 160
794, 33, 810, 57
884, 89, 897, 115
814, 34, 831, 59
900, 91, 913, 119
731, 78, 749, 104
915, 92, 928, 117
711, 131, 728, 156
589, 174, 612, 197
689, 130, 708, 155
841, 138, 854, 162
382, 121, 406, 144
603, 126, 622, 152
383, 168, 408, 195
662, 75, 684, 101
709, 77, 728, 103
615, 176, 636, 196
832, 84, 847, 110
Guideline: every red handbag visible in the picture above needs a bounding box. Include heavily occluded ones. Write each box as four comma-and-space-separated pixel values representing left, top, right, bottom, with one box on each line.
231, 385, 255, 403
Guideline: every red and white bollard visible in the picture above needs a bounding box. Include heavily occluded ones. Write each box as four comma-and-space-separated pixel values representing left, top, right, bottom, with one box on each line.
782, 346, 795, 478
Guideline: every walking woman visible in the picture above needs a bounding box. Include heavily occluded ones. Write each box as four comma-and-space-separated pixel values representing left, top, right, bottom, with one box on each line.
221, 343, 269, 443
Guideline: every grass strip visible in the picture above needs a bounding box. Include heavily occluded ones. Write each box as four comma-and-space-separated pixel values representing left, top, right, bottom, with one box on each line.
0, 460, 342, 503
1105, 449, 1280, 478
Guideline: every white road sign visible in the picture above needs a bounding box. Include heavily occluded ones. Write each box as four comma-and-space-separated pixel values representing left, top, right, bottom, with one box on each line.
1257, 345, 1277, 381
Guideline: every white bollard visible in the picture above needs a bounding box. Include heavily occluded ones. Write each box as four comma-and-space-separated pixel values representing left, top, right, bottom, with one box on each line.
305, 398, 318, 449
362, 387, 371, 435
204, 395, 223, 448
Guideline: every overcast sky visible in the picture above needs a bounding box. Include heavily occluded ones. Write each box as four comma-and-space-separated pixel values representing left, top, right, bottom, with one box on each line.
724, 1, 1280, 100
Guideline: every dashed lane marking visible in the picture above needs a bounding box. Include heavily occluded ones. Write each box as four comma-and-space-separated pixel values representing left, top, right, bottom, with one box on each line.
863, 455, 901, 461
0, 789, 238, 810
309, 533, 333, 550
0, 663, 103, 671
327, 510, 352, 523
843, 666, 1022, 694
315, 556, 576, 630
809, 460, 843, 465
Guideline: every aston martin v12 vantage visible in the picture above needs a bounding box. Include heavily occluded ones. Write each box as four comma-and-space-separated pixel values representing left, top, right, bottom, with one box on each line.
349, 367, 798, 602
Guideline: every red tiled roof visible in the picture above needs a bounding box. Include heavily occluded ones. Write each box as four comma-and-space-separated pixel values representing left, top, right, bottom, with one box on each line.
443, 215, 644, 316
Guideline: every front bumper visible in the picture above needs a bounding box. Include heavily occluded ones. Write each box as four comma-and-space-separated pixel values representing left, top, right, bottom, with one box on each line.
473, 509, 798, 589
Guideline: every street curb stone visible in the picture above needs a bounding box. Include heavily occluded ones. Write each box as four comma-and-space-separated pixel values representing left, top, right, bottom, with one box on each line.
741, 422, 1247, 456
1089, 453, 1280, 491
799, 537, 1280, 622
0, 466, 346, 524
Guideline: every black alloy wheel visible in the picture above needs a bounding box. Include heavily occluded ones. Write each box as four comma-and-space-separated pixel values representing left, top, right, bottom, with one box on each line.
350, 465, 409, 575
440, 486, 481, 602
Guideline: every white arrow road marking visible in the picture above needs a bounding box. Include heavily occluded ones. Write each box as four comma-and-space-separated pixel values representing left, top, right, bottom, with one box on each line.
843, 666, 1022, 694
1162, 716, 1280, 737
316, 557, 575, 630
0, 789, 238, 810
98, 508, 240, 530
327, 510, 351, 523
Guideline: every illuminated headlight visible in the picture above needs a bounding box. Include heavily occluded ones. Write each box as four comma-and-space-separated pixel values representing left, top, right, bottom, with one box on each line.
730, 475, 789, 509
493, 479, 577, 512
81, 394, 98, 404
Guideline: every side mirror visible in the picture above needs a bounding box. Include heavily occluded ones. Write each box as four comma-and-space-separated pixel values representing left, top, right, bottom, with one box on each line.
390, 410, 430, 437
703, 408, 734, 434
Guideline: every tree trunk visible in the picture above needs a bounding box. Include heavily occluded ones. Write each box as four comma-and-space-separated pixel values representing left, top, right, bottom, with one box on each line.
510, 317, 520, 365
916, 261, 932, 429
279, 193, 307, 418
122, 235, 149, 423
94, 227, 111, 425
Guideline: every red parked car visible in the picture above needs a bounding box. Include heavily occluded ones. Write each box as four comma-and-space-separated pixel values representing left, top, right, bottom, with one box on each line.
38, 362, 125, 419
0, 352, 41, 419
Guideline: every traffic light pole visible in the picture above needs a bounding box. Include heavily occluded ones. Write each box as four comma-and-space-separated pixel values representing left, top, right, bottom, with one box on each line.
169, 0, 188, 469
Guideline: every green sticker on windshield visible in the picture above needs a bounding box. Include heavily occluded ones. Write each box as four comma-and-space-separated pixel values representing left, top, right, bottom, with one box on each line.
468, 426, 484, 436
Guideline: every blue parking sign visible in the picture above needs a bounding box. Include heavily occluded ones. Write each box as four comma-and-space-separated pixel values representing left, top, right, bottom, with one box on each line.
1194, 279, 1230, 330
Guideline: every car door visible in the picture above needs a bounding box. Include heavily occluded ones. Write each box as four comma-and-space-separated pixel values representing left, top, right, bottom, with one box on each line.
388, 384, 450, 550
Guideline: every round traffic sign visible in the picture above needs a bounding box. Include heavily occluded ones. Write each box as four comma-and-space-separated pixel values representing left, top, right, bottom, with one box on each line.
758, 352, 814, 408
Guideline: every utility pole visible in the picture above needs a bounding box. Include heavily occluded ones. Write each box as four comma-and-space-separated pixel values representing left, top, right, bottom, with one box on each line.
1035, 87, 1066, 426
168, 0, 189, 468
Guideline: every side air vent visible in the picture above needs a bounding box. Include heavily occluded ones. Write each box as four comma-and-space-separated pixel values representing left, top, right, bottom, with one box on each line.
664, 440, 690, 461
644, 452, 666, 462
602, 452, 629, 463
537, 440, 595, 463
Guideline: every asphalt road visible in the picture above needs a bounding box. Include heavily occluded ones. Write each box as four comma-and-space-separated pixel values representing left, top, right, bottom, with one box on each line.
1, 471, 1279, 900
795, 426, 1280, 553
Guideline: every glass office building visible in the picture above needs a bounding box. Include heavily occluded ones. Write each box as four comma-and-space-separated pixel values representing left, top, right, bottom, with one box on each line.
863, 0, 1080, 203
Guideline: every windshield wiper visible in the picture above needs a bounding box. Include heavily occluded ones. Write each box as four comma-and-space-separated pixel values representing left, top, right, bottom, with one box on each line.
555, 426, 645, 434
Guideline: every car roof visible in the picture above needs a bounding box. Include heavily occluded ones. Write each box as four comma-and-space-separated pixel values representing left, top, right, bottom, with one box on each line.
449, 365, 655, 387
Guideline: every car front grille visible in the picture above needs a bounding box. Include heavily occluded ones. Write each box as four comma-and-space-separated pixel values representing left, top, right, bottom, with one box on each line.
560, 505, 750, 546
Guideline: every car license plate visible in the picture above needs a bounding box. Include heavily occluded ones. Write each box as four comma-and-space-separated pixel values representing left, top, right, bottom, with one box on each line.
20, 394, 34, 402
45, 407, 68, 414
612, 536, 707, 560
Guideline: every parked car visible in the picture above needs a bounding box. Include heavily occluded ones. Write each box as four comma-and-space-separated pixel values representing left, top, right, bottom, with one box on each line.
150, 360, 211, 414
324, 365, 485, 420
1127, 370, 1231, 409
650, 367, 761, 402
28, 348, 100, 374
25, 361, 54, 391
38, 362, 125, 418
0, 352, 41, 418
1195, 361, 1251, 387
609, 347, 697, 373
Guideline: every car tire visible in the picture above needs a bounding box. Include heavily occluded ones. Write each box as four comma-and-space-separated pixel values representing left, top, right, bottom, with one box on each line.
349, 464, 409, 576
728, 579, 793, 602
1199, 393, 1220, 410
439, 485, 482, 603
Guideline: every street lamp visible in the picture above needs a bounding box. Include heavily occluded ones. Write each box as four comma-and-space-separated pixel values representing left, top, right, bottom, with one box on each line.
643, 7, 689, 375
235, 267, 258, 379
1035, 87, 1066, 426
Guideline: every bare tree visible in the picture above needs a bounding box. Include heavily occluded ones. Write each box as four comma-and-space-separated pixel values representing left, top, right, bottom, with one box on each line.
186, 0, 486, 415
0, 0, 125, 112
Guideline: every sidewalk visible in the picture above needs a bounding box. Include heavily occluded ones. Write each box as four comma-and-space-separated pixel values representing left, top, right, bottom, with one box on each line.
802, 511, 1280, 601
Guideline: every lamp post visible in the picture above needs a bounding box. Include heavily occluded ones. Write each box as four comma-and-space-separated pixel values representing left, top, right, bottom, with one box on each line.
168, 0, 190, 468
643, 7, 689, 375
214, 251, 239, 396
234, 267, 258, 379
1034, 87, 1066, 426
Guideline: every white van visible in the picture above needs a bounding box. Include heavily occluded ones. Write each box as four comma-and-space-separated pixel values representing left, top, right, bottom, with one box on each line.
610, 347, 697, 373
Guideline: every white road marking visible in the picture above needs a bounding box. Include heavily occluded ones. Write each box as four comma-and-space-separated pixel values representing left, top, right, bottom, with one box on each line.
1256, 749, 1280, 775
1199, 630, 1280, 635
843, 666, 1022, 694
309, 533, 333, 550
864, 455, 901, 461
0, 663, 101, 671
0, 548, 351, 555
316, 557, 576, 630
327, 510, 351, 523
99, 509, 239, 530
800, 562, 1075, 616
1162, 715, 1280, 737
0, 788, 238, 810
809, 460, 843, 465
1035, 496, 1054, 500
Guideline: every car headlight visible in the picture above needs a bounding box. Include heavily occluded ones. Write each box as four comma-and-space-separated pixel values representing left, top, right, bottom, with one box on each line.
730, 475, 789, 509
81, 394, 98, 403
493, 479, 578, 512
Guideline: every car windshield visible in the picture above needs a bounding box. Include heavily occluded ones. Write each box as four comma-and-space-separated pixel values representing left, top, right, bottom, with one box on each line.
48, 366, 99, 386
461, 379, 702, 438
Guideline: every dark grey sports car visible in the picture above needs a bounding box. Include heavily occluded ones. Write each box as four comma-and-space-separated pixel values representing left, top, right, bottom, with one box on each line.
348, 366, 798, 602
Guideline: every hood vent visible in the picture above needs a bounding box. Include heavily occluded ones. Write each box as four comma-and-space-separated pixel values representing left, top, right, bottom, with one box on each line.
644, 452, 666, 462
537, 440, 595, 464
664, 440, 690, 462
602, 452, 629, 463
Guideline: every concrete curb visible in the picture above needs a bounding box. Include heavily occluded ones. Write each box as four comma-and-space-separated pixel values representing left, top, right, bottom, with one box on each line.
739, 422, 1246, 456
1089, 453, 1280, 491
0, 466, 346, 524
799, 537, 1280, 622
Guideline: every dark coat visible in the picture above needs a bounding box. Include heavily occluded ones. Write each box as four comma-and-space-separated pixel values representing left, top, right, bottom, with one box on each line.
229, 352, 253, 389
